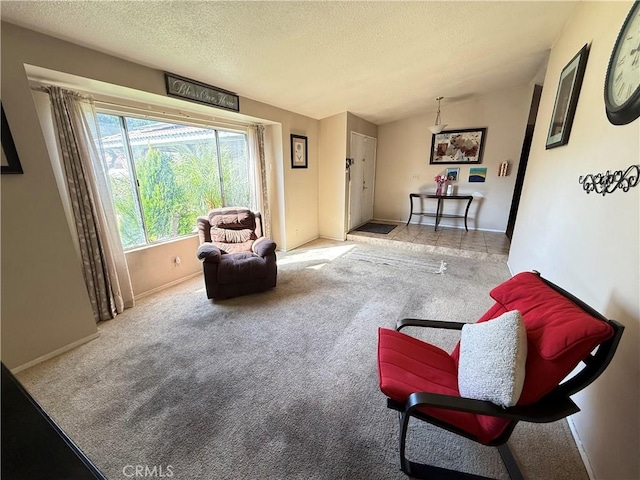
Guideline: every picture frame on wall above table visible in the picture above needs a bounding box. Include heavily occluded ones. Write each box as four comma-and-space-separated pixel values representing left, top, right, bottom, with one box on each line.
290, 134, 308, 169
446, 167, 460, 181
430, 128, 486, 165
469, 167, 487, 183
546, 43, 589, 149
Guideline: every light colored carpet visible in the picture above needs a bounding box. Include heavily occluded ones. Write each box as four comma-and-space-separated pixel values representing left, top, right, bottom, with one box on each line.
345, 247, 447, 274
17, 239, 589, 480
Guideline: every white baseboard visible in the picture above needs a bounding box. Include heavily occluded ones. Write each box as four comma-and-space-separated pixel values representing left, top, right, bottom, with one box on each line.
11, 332, 101, 374
567, 417, 596, 480
135, 272, 201, 300
283, 235, 321, 252
319, 235, 346, 242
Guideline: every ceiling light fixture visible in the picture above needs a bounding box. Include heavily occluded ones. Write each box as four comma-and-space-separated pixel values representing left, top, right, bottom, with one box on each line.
429, 96, 447, 134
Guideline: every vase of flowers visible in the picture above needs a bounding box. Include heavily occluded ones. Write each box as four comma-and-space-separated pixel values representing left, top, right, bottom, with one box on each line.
434, 174, 448, 195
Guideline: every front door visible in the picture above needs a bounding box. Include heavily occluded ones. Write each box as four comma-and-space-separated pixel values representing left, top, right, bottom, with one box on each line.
348, 132, 377, 231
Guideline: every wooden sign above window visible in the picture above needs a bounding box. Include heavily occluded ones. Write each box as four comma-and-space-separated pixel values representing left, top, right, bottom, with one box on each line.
165, 73, 240, 112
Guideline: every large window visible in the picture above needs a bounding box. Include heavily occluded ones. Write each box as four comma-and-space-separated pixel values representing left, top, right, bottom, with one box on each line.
97, 113, 250, 249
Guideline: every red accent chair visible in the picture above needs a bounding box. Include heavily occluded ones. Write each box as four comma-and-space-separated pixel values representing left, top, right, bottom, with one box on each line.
378, 271, 623, 480
196, 207, 277, 300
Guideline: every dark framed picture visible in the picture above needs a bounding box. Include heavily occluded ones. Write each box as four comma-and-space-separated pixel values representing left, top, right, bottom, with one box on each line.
546, 44, 589, 149
1, 104, 24, 174
430, 128, 486, 165
291, 134, 308, 169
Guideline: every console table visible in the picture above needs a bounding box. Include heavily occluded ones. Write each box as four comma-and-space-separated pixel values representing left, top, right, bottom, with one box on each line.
406, 193, 474, 231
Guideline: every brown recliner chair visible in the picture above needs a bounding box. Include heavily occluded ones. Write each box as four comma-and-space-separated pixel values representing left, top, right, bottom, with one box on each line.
196, 207, 277, 300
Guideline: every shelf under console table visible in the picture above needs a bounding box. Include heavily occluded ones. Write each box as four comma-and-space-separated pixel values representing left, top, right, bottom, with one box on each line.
406, 193, 474, 231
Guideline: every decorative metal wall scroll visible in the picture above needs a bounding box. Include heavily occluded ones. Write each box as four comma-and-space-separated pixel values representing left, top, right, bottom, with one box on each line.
578, 165, 639, 196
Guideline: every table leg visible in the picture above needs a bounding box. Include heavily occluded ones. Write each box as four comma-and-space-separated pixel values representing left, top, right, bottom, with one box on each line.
435, 197, 442, 231
406, 195, 414, 226
463, 197, 473, 231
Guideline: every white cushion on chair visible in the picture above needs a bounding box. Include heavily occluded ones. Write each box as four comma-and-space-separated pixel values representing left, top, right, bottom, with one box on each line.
458, 310, 527, 408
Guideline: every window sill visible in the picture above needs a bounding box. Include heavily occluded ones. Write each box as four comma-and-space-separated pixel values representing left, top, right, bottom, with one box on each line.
124, 233, 199, 254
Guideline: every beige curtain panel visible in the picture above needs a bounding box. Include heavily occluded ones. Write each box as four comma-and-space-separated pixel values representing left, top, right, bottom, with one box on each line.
48, 86, 134, 321
248, 124, 271, 238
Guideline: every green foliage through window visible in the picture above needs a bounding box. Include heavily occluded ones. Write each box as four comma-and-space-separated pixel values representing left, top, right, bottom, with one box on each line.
97, 114, 250, 249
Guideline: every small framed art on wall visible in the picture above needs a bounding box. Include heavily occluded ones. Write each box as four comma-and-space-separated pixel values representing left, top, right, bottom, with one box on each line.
291, 134, 308, 169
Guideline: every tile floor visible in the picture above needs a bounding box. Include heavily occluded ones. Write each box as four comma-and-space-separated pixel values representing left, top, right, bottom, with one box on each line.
346, 222, 511, 261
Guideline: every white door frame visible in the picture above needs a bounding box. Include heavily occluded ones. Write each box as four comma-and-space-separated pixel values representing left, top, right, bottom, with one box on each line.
361, 133, 377, 223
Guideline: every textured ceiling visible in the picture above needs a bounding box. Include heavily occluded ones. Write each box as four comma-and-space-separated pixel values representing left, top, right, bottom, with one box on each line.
1, 1, 579, 124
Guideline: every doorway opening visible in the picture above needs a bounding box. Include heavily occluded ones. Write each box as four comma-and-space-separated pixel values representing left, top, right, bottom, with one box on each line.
506, 84, 543, 241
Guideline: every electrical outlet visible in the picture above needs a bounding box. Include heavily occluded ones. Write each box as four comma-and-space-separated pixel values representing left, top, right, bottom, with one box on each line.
412, 174, 420, 180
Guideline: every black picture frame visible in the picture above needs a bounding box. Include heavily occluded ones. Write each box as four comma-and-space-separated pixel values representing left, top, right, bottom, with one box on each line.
1, 104, 24, 174
290, 134, 308, 169
164, 72, 240, 112
546, 44, 590, 149
429, 128, 486, 165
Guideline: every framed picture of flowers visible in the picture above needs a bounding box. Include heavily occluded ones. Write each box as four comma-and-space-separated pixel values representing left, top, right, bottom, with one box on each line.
430, 128, 487, 165
290, 134, 308, 169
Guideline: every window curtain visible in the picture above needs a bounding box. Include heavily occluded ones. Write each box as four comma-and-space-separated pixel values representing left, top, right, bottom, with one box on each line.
48, 86, 134, 321
247, 124, 271, 237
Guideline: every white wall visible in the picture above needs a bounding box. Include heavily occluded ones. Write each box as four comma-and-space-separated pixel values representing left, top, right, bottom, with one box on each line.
347, 112, 378, 147
125, 237, 202, 297
375, 86, 532, 231
286, 123, 319, 250
240, 98, 319, 251
508, 2, 639, 479
317, 112, 378, 240
1, 32, 98, 370
318, 113, 348, 240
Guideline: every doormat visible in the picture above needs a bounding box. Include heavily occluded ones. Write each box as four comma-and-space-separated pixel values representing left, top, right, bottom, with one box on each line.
354, 222, 397, 234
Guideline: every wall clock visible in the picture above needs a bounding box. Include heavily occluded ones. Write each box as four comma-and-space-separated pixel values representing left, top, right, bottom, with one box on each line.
604, 1, 640, 125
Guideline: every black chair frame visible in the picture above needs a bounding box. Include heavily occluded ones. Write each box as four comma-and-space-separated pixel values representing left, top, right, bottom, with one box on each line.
386, 272, 624, 480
